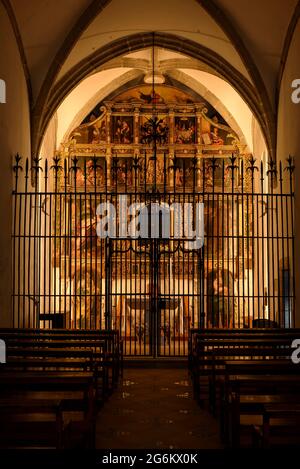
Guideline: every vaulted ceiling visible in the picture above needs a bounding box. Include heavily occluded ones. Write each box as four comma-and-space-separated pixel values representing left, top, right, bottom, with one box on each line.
4, 0, 300, 157
55, 49, 253, 152
9, 0, 298, 101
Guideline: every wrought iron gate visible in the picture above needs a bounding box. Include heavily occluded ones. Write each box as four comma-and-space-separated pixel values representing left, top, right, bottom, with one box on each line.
12, 153, 295, 357
108, 231, 202, 357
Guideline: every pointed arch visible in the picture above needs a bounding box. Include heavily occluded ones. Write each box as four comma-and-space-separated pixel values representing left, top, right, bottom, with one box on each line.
33, 33, 275, 160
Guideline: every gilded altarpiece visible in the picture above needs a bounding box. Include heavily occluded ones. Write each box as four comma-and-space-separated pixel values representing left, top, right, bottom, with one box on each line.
53, 84, 253, 351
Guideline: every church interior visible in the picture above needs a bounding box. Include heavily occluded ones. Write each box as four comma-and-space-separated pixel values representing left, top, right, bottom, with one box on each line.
0, 0, 300, 459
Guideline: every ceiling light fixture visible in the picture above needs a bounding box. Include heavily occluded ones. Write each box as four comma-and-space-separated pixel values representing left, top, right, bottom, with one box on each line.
144, 33, 165, 85
143, 71, 165, 84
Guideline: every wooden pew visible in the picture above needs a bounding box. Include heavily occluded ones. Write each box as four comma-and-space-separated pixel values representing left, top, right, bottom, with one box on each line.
0, 398, 64, 449
0, 328, 123, 449
0, 328, 122, 364
4, 356, 92, 371
1, 328, 123, 385
189, 331, 298, 376
208, 352, 293, 413
221, 374, 300, 447
188, 328, 300, 449
189, 328, 300, 367
0, 371, 97, 448
4, 345, 107, 402
252, 404, 300, 448
192, 335, 296, 359
191, 337, 293, 406
5, 337, 113, 393
218, 360, 298, 441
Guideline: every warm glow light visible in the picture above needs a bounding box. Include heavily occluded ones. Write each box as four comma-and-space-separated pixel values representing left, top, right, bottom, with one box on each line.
144, 72, 165, 84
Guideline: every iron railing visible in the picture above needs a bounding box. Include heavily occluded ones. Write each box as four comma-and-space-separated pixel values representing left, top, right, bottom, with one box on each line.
12, 153, 295, 356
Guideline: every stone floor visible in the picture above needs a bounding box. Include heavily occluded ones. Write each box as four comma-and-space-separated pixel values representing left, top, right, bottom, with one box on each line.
96, 367, 222, 449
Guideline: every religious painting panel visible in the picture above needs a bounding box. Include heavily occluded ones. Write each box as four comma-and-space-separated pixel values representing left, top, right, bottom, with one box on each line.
50, 190, 106, 328
73, 156, 106, 189
144, 153, 166, 185
140, 115, 169, 144
174, 116, 196, 144
200, 116, 236, 146
69, 113, 107, 145
112, 84, 196, 105
174, 157, 195, 187
111, 157, 133, 186
112, 116, 133, 144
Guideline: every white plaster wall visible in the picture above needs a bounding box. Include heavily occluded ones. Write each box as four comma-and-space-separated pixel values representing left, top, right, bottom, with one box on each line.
0, 3, 31, 326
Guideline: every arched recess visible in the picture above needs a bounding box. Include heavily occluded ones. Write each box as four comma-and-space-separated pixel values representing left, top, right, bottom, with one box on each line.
33, 33, 274, 160
59, 70, 248, 152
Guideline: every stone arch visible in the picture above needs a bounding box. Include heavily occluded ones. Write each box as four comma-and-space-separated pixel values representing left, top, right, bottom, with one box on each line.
34, 32, 275, 160
60, 68, 248, 153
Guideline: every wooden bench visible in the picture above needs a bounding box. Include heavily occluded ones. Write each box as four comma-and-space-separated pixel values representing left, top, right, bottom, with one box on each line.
0, 398, 64, 449
188, 329, 300, 449
208, 354, 294, 413
1, 328, 123, 385
0, 329, 122, 447
188, 328, 300, 367
5, 336, 114, 392
4, 356, 93, 371
191, 337, 293, 406
221, 374, 300, 447
4, 345, 108, 401
0, 328, 122, 361
0, 328, 124, 449
190, 332, 297, 373
252, 403, 300, 448
0, 371, 96, 448
219, 360, 299, 442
